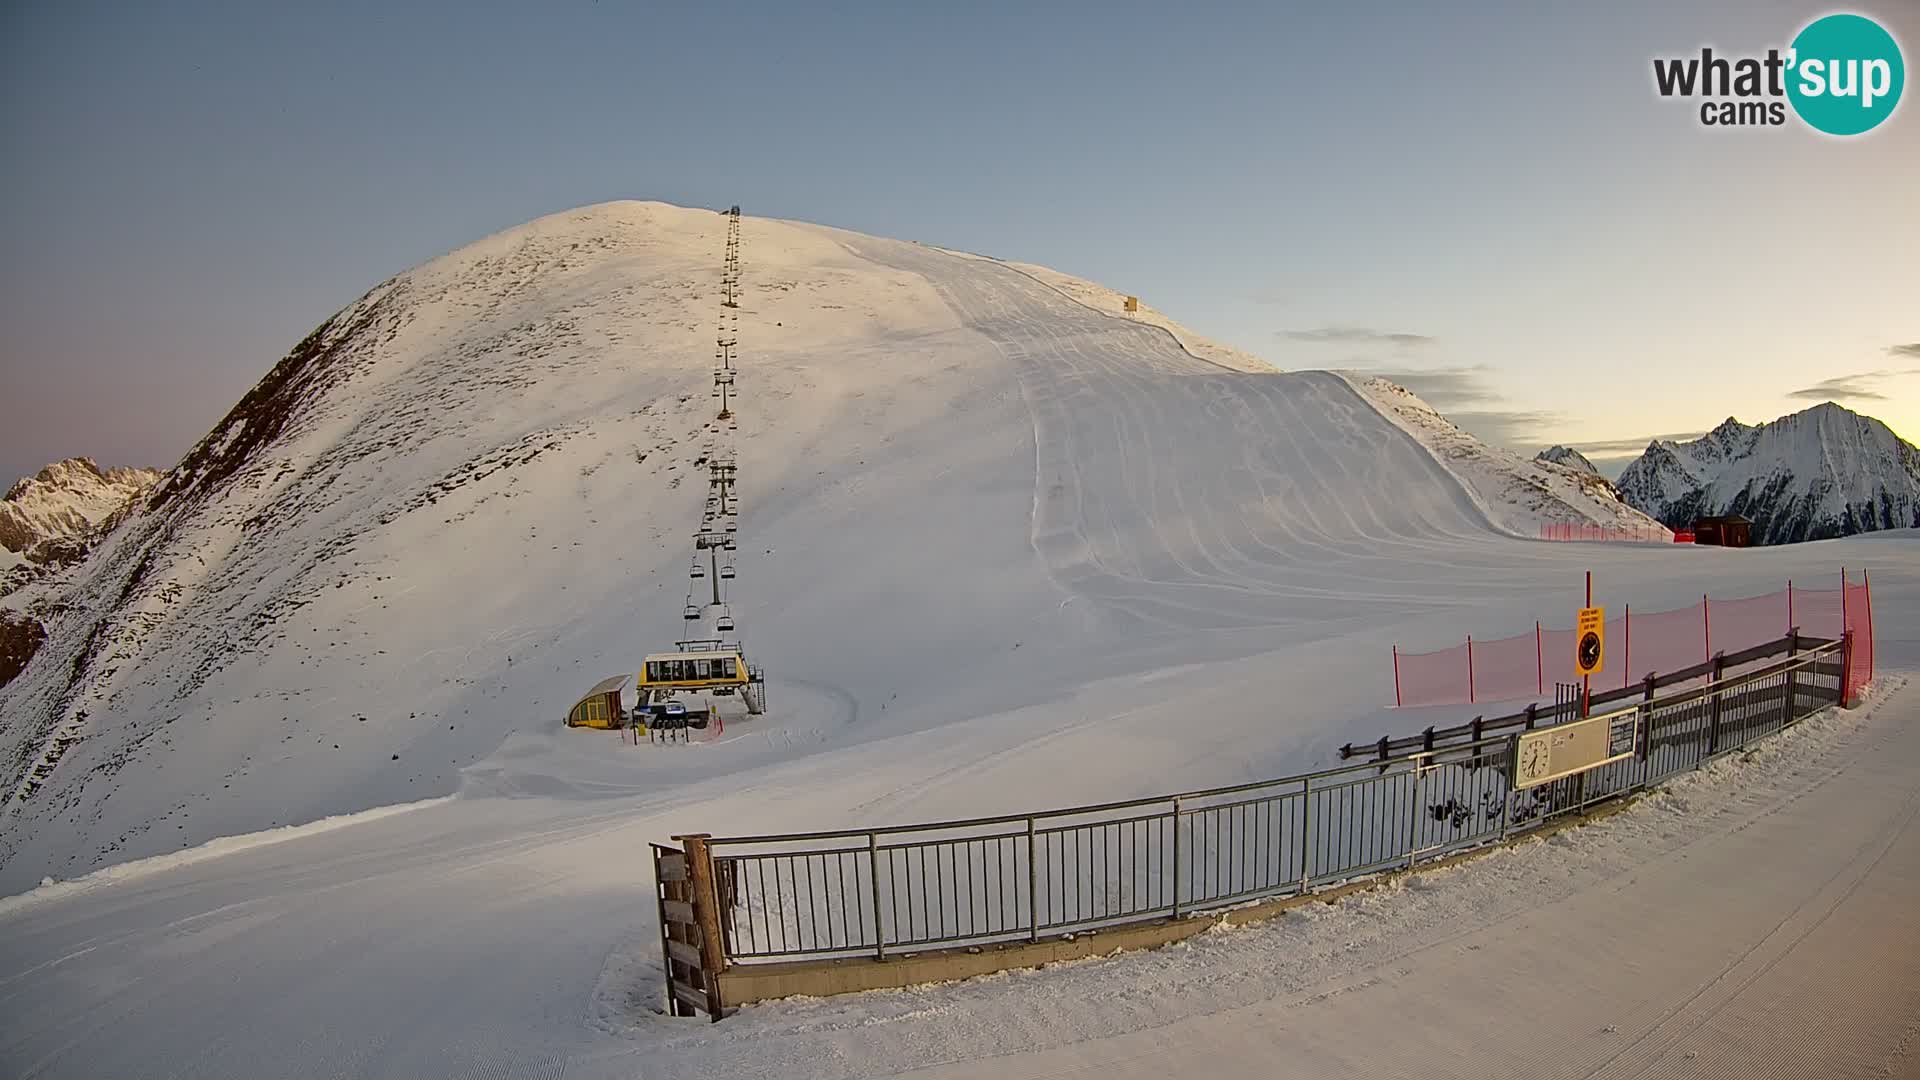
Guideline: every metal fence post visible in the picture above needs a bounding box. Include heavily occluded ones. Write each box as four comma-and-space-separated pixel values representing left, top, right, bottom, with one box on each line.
1707, 653, 1725, 755
1783, 630, 1799, 726
1298, 777, 1313, 893
1500, 734, 1518, 842
1026, 817, 1039, 942
1171, 796, 1183, 918
868, 831, 885, 959
1841, 629, 1855, 708
1406, 757, 1425, 868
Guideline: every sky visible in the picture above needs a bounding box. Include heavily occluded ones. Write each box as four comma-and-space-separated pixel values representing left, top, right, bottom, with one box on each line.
1, 0, 1915, 483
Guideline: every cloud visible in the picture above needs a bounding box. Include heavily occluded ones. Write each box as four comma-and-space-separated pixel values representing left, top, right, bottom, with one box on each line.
1888, 344, 1920, 359
1786, 368, 1920, 402
1280, 326, 1436, 347
1369, 365, 1563, 449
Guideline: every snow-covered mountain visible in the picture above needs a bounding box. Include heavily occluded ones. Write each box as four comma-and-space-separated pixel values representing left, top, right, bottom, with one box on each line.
0, 459, 162, 601
0, 200, 1683, 888
1345, 378, 1664, 538
1617, 403, 1920, 544
0, 458, 160, 558
1534, 445, 1598, 475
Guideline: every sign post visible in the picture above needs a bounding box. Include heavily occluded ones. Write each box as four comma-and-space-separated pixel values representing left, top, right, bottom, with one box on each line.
1575, 574, 1606, 718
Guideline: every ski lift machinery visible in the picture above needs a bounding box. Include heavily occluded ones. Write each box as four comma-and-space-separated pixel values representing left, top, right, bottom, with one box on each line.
637, 638, 766, 715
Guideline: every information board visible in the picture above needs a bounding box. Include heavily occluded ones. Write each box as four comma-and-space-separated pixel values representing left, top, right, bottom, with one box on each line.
1514, 707, 1638, 789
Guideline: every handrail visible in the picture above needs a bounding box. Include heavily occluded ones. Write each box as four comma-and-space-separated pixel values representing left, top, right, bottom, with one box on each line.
702, 636, 1841, 851
1343, 631, 1829, 760
677, 633, 1852, 991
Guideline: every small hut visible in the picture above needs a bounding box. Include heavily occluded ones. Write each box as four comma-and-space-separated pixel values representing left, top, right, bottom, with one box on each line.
1690, 514, 1754, 548
566, 675, 629, 729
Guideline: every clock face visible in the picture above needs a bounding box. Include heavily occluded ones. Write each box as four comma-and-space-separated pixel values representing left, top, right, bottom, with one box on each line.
1578, 631, 1602, 672
1521, 740, 1551, 780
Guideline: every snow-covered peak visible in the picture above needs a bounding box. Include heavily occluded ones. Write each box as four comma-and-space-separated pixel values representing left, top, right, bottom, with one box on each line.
0, 457, 162, 556
1618, 401, 1920, 543
1533, 445, 1599, 475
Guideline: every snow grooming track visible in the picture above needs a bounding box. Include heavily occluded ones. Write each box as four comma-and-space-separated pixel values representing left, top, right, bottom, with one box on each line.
849, 239, 1503, 643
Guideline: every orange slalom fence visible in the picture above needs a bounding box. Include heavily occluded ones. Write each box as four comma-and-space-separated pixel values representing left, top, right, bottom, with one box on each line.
1538, 522, 1676, 543
1391, 570, 1875, 710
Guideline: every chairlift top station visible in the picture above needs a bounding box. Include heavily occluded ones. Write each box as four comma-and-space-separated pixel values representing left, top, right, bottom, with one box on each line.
565, 204, 765, 732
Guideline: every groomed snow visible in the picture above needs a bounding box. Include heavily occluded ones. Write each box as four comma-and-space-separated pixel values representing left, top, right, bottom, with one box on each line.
1, 653, 1910, 1079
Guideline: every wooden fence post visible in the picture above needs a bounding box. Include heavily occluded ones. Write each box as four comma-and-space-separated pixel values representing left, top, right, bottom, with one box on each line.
676, 834, 729, 1021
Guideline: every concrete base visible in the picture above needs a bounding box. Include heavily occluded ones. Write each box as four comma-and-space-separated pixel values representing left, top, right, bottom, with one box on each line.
717, 797, 1637, 1005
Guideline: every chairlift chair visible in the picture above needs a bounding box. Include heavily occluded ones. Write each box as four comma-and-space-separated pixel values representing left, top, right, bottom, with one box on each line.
690, 560, 706, 579
683, 602, 701, 620
716, 609, 736, 632
719, 563, 736, 580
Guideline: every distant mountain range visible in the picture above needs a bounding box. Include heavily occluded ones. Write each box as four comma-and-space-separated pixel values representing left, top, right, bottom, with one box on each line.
1533, 445, 1600, 475
1, 459, 161, 590
1610, 402, 1920, 544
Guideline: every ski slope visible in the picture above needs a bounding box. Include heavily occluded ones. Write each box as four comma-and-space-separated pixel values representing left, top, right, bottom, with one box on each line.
0, 202, 1657, 889
1, 202, 1914, 1078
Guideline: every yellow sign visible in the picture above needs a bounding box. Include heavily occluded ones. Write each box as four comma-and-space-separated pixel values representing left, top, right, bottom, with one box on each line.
1575, 605, 1605, 676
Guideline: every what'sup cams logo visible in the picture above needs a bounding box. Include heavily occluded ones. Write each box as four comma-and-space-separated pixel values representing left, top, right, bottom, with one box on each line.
1654, 12, 1904, 134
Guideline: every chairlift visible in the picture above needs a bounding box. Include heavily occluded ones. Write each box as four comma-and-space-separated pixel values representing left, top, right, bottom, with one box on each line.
716, 609, 736, 633
690, 560, 706, 579
683, 602, 700, 620
719, 562, 735, 580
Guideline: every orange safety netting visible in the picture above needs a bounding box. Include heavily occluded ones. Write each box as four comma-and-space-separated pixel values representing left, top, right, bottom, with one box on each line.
1538, 522, 1674, 543
1393, 572, 1875, 708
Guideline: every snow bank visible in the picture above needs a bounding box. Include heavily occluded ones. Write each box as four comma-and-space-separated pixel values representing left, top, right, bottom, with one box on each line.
0, 794, 453, 918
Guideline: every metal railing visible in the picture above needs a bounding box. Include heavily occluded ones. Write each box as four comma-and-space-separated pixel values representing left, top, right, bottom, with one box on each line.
699, 636, 1849, 965
1348, 629, 1824, 762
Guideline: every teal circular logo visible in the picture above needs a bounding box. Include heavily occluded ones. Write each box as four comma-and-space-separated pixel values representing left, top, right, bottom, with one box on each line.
1787, 14, 1905, 135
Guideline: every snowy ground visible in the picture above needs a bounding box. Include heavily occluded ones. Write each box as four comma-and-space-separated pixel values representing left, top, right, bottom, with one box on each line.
1, 202, 1915, 1077
1, 654, 1911, 1078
